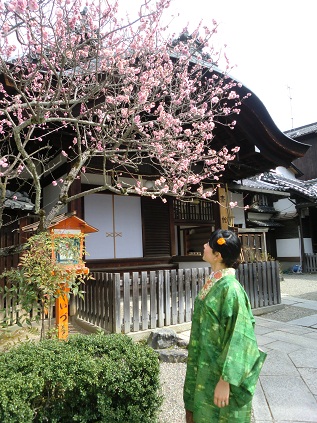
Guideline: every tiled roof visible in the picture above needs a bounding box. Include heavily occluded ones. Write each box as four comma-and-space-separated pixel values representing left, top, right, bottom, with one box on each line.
21, 211, 98, 233
284, 122, 317, 138
247, 219, 283, 227
260, 173, 317, 202
248, 204, 277, 213
4, 190, 35, 211
231, 177, 289, 194
232, 173, 317, 202
21, 212, 74, 232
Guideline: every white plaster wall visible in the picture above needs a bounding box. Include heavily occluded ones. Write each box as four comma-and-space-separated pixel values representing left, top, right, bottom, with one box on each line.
304, 238, 313, 254
276, 238, 313, 257
229, 191, 246, 227
275, 166, 296, 179
273, 198, 296, 214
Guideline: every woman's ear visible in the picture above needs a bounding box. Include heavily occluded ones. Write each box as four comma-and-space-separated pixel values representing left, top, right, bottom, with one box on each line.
215, 251, 223, 262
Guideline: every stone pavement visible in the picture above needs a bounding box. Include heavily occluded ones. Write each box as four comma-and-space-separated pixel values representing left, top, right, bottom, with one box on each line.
178, 294, 317, 422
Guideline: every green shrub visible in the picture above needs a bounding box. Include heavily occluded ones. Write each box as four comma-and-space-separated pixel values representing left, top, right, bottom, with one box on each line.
0, 334, 162, 422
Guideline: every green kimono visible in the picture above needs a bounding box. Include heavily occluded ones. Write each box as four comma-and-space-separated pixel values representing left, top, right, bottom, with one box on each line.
183, 268, 266, 423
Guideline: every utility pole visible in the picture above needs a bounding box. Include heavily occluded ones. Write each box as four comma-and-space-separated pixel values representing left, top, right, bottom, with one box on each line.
287, 85, 294, 129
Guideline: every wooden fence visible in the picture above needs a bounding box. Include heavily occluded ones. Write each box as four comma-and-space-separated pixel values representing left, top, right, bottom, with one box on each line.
236, 261, 280, 309
75, 261, 281, 334
304, 253, 317, 273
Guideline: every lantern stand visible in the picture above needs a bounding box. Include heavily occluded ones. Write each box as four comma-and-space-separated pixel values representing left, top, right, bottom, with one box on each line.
49, 214, 98, 340
22, 212, 98, 341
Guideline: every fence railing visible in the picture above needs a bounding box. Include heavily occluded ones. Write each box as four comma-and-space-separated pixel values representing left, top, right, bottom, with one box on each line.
236, 261, 280, 309
1, 261, 281, 331
0, 284, 53, 328
75, 261, 281, 334
304, 253, 317, 273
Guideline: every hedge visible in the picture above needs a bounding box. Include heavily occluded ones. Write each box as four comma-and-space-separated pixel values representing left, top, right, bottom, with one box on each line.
0, 333, 162, 422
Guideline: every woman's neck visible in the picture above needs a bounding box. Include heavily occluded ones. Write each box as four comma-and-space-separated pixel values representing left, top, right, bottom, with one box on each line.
211, 263, 227, 273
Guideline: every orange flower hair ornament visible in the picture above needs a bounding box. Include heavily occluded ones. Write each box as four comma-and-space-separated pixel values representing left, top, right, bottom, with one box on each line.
217, 237, 226, 246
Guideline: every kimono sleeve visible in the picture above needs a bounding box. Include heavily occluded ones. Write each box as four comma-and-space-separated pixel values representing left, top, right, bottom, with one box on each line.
217, 283, 266, 406
183, 298, 201, 411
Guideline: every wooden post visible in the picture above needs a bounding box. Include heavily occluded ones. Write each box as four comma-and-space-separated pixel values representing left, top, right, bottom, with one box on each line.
218, 187, 229, 230
56, 285, 70, 340
298, 209, 306, 272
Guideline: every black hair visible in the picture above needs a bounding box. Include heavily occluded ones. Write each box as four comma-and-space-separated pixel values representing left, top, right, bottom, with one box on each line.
208, 229, 241, 268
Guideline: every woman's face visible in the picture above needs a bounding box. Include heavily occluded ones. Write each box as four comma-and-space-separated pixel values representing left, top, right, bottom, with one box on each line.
203, 242, 217, 267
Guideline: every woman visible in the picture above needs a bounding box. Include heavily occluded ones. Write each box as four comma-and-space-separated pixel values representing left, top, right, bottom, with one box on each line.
183, 229, 266, 423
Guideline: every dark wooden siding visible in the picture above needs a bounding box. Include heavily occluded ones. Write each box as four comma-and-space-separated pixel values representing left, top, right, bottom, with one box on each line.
141, 197, 171, 257
185, 226, 213, 254
0, 216, 31, 274
293, 134, 317, 180
173, 199, 214, 223
273, 217, 311, 241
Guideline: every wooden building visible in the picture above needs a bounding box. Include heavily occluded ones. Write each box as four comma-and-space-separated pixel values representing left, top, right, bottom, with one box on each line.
227, 121, 317, 272
51, 89, 310, 273
0, 81, 311, 275
1, 85, 313, 334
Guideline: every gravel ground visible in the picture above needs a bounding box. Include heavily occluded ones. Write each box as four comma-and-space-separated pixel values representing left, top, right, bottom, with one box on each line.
262, 273, 317, 322
158, 273, 317, 423
159, 362, 187, 423
280, 273, 317, 300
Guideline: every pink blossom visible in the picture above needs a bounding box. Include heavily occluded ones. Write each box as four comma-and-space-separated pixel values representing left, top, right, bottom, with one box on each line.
17, 165, 24, 174
121, 108, 129, 118
56, 8, 63, 18
229, 201, 238, 208
0, 158, 8, 168
228, 91, 239, 100
28, 0, 39, 11
138, 90, 149, 104
9, 0, 27, 13
0, 0, 241, 209
2, 23, 10, 35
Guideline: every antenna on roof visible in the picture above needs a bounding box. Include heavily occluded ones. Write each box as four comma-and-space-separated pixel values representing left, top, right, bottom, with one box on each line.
287, 85, 294, 129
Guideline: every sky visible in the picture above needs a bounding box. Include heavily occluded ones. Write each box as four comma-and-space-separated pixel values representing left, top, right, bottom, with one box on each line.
124, 0, 317, 132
